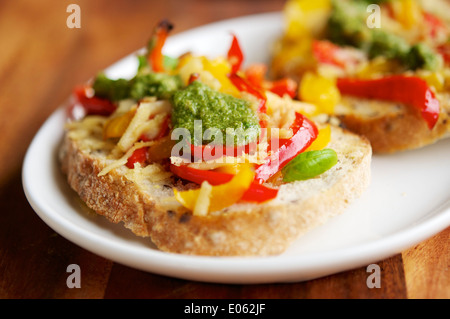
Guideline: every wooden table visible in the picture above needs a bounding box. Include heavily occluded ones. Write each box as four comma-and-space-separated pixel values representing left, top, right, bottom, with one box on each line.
0, 0, 448, 299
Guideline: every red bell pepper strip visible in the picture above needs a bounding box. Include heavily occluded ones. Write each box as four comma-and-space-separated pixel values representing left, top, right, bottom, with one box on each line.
244, 64, 297, 98
336, 75, 440, 129
188, 73, 200, 84
169, 164, 278, 203
254, 113, 318, 184
424, 12, 447, 39
130, 115, 171, 168
266, 78, 298, 99
437, 44, 450, 64
138, 114, 171, 142
148, 19, 173, 73
312, 40, 349, 69
227, 73, 268, 154
244, 63, 267, 88
126, 147, 149, 169
228, 72, 267, 115
227, 33, 244, 74
189, 140, 259, 162
71, 85, 117, 116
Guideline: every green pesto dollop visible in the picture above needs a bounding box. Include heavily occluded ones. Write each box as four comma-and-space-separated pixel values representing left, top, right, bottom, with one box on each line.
171, 81, 260, 146
327, 0, 442, 71
130, 72, 182, 100
92, 72, 182, 101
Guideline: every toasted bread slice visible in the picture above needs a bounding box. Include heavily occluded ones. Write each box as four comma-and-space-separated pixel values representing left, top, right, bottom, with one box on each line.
59, 116, 371, 256
269, 0, 450, 154
335, 93, 450, 153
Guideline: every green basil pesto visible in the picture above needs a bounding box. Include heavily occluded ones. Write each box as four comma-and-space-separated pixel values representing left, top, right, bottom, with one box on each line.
171, 81, 260, 146
130, 72, 182, 100
327, 0, 442, 71
92, 72, 182, 101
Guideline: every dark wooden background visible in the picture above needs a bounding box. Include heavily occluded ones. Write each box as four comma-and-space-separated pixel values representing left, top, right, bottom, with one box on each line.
0, 0, 448, 299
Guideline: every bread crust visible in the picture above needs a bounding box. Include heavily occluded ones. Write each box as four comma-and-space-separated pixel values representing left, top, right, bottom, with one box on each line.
60, 125, 371, 256
337, 94, 450, 153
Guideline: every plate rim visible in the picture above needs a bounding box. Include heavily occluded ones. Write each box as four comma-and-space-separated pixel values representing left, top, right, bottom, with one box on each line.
22, 12, 450, 284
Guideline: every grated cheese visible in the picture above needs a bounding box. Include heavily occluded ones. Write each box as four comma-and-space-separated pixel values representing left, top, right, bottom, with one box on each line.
193, 181, 212, 216
98, 141, 157, 177
125, 162, 172, 183
117, 100, 171, 152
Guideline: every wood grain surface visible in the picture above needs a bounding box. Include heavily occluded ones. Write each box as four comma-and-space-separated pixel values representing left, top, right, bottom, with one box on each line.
0, 0, 448, 299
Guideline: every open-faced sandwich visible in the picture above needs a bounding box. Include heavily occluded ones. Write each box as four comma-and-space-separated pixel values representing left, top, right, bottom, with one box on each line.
59, 20, 371, 256
271, 0, 450, 153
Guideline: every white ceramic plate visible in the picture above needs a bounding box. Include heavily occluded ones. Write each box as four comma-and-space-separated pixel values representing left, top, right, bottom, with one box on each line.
23, 12, 450, 284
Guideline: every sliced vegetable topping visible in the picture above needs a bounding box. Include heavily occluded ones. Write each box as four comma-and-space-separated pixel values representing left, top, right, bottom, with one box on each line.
102, 109, 136, 140
170, 164, 278, 204
243, 63, 297, 99
147, 19, 174, 73
305, 125, 331, 152
299, 72, 341, 114
126, 147, 149, 169
173, 164, 256, 215
228, 72, 267, 114
69, 19, 341, 215
336, 75, 440, 129
227, 33, 244, 74
327, 0, 442, 71
312, 40, 352, 69
254, 112, 318, 183
72, 85, 117, 116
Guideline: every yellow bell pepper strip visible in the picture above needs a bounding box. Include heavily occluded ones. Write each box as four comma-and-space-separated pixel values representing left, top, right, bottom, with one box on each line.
170, 164, 278, 203
214, 163, 240, 175
201, 57, 239, 95
299, 72, 341, 115
173, 164, 255, 214
148, 19, 173, 73
336, 75, 440, 129
305, 125, 331, 152
103, 109, 136, 140
390, 0, 421, 30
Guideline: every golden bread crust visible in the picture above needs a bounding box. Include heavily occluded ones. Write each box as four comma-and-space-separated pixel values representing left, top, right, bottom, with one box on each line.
338, 94, 450, 153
